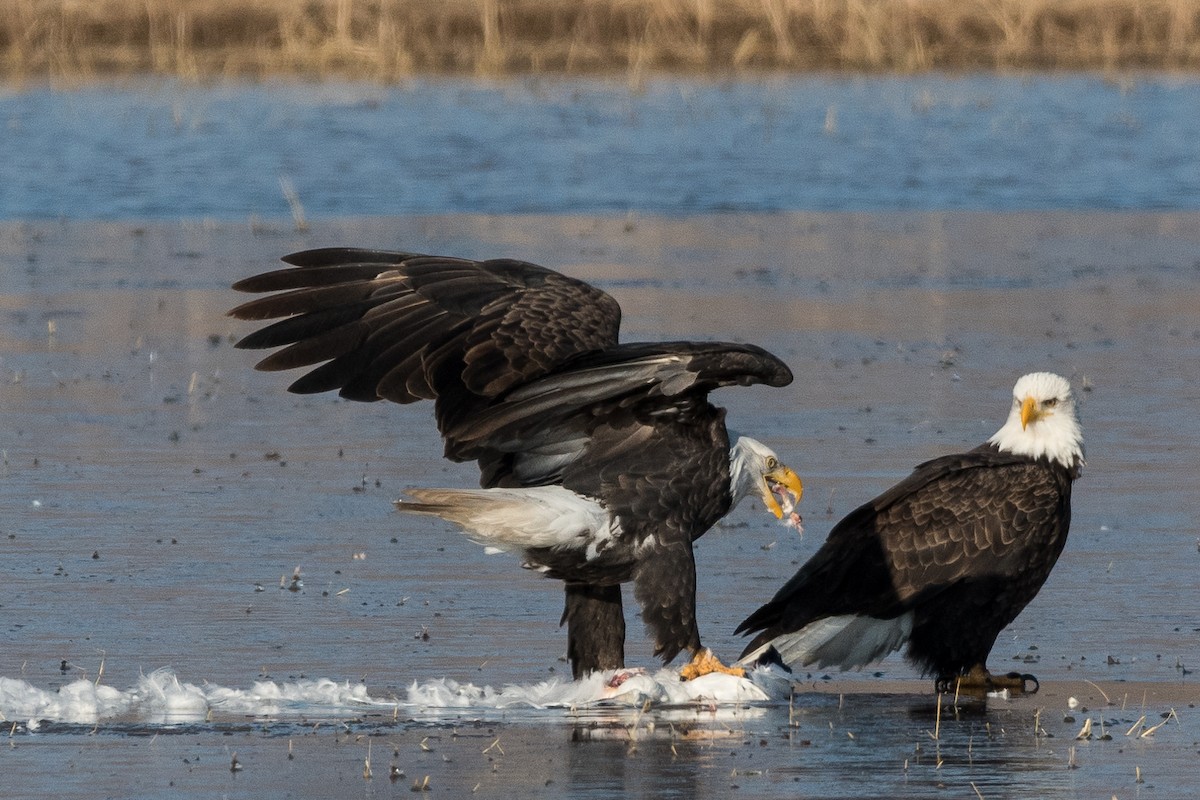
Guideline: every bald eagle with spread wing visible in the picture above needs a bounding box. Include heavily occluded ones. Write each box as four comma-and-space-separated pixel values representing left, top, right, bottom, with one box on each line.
737, 372, 1083, 694
230, 248, 803, 681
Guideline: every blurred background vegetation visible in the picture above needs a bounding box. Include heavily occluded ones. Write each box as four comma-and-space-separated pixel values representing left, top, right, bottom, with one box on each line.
5, 0, 1200, 83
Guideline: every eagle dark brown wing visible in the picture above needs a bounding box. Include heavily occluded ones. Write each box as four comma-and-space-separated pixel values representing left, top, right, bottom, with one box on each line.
231, 248, 623, 427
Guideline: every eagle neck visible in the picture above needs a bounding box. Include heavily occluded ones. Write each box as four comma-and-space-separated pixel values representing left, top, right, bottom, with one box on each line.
980, 441, 1083, 481
727, 437, 759, 507
987, 410, 1084, 474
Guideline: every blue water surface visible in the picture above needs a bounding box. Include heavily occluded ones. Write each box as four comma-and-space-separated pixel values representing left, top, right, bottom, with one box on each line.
3, 73, 1198, 219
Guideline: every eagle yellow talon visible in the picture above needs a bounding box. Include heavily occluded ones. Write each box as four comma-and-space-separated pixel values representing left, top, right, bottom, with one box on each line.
680, 648, 745, 681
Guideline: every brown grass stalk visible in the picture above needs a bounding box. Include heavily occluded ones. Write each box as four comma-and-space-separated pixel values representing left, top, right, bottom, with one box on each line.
4, 0, 1200, 84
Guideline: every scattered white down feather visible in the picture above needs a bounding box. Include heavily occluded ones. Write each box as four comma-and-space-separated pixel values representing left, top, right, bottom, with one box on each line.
0, 665, 789, 727
0, 669, 384, 727
406, 666, 784, 710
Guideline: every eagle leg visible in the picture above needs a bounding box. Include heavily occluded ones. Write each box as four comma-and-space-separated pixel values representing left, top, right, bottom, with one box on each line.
680, 648, 746, 681
562, 583, 625, 680
935, 664, 1040, 696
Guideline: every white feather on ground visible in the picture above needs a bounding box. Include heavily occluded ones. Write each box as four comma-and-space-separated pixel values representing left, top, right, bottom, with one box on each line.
0, 666, 789, 727
406, 667, 785, 710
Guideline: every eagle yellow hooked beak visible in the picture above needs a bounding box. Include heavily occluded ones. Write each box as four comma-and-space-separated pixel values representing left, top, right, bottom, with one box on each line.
1020, 395, 1042, 430
762, 465, 804, 520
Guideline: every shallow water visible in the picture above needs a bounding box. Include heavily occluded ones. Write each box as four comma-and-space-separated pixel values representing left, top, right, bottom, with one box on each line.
1, 213, 1198, 797
5, 685, 1197, 799
3, 74, 1200, 219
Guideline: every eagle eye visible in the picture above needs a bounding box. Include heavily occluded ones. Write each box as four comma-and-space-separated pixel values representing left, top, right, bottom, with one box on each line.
766, 456, 779, 469
1044, 398, 1059, 408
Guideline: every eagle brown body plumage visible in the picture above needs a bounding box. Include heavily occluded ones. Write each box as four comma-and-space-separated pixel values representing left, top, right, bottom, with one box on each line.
230, 248, 802, 680
737, 372, 1083, 691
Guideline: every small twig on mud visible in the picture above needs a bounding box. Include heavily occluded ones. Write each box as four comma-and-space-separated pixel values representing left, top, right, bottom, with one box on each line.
1082, 678, 1111, 705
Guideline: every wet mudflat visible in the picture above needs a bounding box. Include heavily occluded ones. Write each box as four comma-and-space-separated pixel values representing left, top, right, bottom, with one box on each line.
1, 212, 1198, 797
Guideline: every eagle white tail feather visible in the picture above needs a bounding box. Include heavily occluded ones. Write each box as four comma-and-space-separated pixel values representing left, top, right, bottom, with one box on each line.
396, 486, 613, 555
739, 613, 914, 670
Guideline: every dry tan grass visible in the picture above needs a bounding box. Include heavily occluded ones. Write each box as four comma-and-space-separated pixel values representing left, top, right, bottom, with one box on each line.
4, 0, 1200, 83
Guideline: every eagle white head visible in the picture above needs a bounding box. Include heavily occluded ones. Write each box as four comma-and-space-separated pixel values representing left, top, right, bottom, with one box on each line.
729, 437, 804, 531
988, 372, 1084, 470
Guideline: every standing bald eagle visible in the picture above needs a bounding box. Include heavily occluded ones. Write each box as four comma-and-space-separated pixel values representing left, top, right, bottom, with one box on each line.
230, 248, 803, 681
737, 372, 1083, 693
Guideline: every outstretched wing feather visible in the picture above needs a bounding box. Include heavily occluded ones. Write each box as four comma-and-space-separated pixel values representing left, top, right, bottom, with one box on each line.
447, 342, 790, 458
279, 247, 420, 268
229, 250, 622, 410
